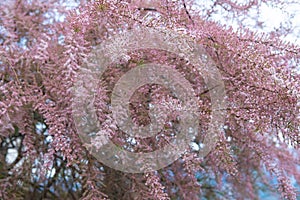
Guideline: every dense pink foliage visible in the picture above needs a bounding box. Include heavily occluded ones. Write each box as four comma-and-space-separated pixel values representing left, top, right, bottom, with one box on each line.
0, 0, 299, 199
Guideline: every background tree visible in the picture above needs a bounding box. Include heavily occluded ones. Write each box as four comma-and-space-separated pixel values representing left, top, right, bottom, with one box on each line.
0, 0, 299, 199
